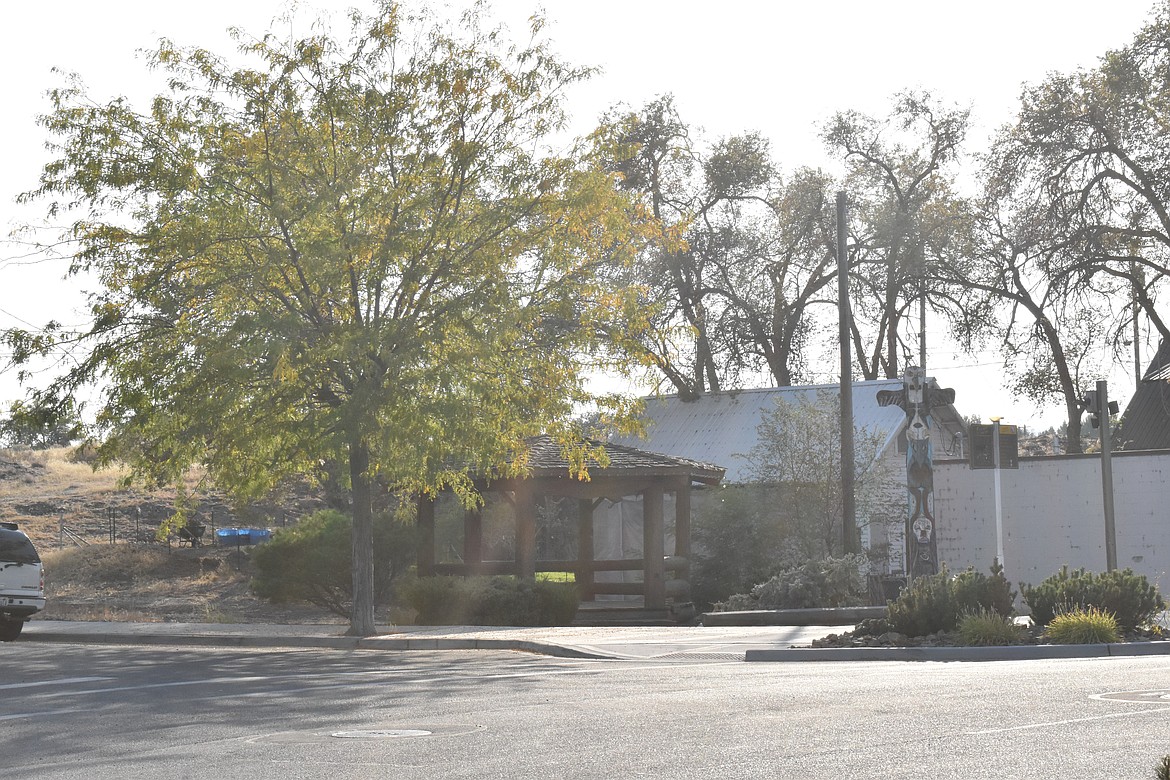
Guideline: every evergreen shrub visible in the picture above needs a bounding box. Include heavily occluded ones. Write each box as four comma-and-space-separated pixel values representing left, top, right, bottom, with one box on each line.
713, 554, 868, 611
887, 564, 1016, 637
1022, 567, 1164, 632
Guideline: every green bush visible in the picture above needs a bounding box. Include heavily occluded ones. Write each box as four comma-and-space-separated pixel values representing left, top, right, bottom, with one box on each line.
400, 575, 579, 626
250, 509, 416, 617
887, 564, 1016, 637
1044, 606, 1122, 644
690, 486, 789, 610
952, 562, 1017, 618
713, 555, 868, 612
1022, 567, 1164, 632
957, 609, 1026, 646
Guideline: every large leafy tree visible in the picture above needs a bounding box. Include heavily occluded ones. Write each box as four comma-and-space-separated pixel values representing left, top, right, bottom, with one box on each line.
9, 4, 648, 635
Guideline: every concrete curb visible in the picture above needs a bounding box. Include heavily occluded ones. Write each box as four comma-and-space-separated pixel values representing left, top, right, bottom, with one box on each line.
702, 606, 887, 627
355, 636, 608, 660
745, 640, 1170, 662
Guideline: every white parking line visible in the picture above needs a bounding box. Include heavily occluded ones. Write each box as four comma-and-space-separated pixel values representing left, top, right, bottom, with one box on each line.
0, 706, 100, 722
968, 705, 1170, 734
0, 676, 113, 690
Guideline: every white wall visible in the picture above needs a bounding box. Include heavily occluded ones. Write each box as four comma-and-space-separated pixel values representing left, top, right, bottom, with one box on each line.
933, 450, 1170, 591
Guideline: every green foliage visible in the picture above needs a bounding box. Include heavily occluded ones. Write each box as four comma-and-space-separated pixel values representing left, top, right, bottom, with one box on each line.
956, 609, 1026, 647
0, 398, 84, 449
887, 565, 1016, 637
1021, 567, 1164, 632
952, 562, 1017, 619
714, 554, 868, 611
690, 486, 788, 609
250, 510, 416, 617
1044, 606, 1122, 645
399, 576, 578, 627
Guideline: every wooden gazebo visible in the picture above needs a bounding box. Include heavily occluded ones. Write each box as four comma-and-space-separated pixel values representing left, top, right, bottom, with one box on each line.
415, 436, 725, 610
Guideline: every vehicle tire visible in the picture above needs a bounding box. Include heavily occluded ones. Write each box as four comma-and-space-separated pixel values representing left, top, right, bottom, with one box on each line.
0, 618, 23, 641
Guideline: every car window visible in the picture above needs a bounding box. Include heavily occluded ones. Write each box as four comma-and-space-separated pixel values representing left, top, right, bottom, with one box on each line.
0, 531, 41, 564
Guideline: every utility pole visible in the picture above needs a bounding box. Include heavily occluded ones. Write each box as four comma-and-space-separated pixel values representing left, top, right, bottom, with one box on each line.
1098, 380, 1118, 572
837, 192, 856, 555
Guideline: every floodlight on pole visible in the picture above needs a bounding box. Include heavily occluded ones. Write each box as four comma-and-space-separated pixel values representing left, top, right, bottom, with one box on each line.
990, 416, 1005, 571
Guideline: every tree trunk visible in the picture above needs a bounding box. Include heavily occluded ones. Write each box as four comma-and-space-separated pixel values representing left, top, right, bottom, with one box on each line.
347, 437, 377, 637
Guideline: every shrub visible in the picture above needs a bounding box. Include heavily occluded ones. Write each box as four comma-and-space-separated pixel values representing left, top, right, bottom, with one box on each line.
952, 562, 1017, 618
712, 554, 868, 612
1156, 755, 1170, 780
400, 576, 579, 626
957, 609, 1026, 646
887, 564, 1016, 637
690, 486, 788, 610
250, 509, 416, 617
1022, 567, 1164, 632
1044, 606, 1122, 644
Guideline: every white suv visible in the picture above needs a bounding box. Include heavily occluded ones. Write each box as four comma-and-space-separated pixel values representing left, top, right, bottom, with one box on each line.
0, 522, 45, 641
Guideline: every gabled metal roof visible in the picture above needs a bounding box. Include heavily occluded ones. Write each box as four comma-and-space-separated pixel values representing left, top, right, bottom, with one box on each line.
615, 379, 959, 483
1115, 340, 1170, 451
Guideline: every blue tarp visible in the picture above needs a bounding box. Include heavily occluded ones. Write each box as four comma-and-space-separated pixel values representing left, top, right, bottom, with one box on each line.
214, 528, 272, 545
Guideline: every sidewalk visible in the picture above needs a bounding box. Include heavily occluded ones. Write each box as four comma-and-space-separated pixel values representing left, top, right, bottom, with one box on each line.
20, 619, 1170, 662
20, 620, 830, 660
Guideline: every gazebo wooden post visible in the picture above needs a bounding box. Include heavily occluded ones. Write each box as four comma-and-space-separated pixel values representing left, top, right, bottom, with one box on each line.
673, 476, 691, 577
643, 484, 666, 609
416, 494, 436, 577
463, 508, 483, 575
577, 498, 596, 601
514, 481, 537, 580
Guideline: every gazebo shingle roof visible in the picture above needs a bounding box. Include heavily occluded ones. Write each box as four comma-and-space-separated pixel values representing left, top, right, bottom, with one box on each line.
523, 435, 725, 485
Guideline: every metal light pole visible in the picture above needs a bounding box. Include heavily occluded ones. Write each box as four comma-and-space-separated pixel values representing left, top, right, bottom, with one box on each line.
1098, 380, 1118, 572
991, 417, 1005, 570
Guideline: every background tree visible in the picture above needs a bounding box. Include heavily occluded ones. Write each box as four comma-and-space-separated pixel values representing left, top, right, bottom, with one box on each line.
0, 397, 84, 449
7, 4, 648, 635
600, 97, 842, 394
943, 199, 1106, 452
597, 95, 724, 398
985, 3, 1170, 383
708, 167, 841, 386
744, 388, 898, 559
824, 91, 973, 380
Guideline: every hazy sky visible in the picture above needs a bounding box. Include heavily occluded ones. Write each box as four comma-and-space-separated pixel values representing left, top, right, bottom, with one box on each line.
0, 0, 1162, 428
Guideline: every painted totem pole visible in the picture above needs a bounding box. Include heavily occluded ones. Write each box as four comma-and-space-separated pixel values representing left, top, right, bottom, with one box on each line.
877, 367, 955, 579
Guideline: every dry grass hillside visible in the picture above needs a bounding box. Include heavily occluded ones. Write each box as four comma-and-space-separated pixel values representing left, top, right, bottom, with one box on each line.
0, 446, 342, 624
